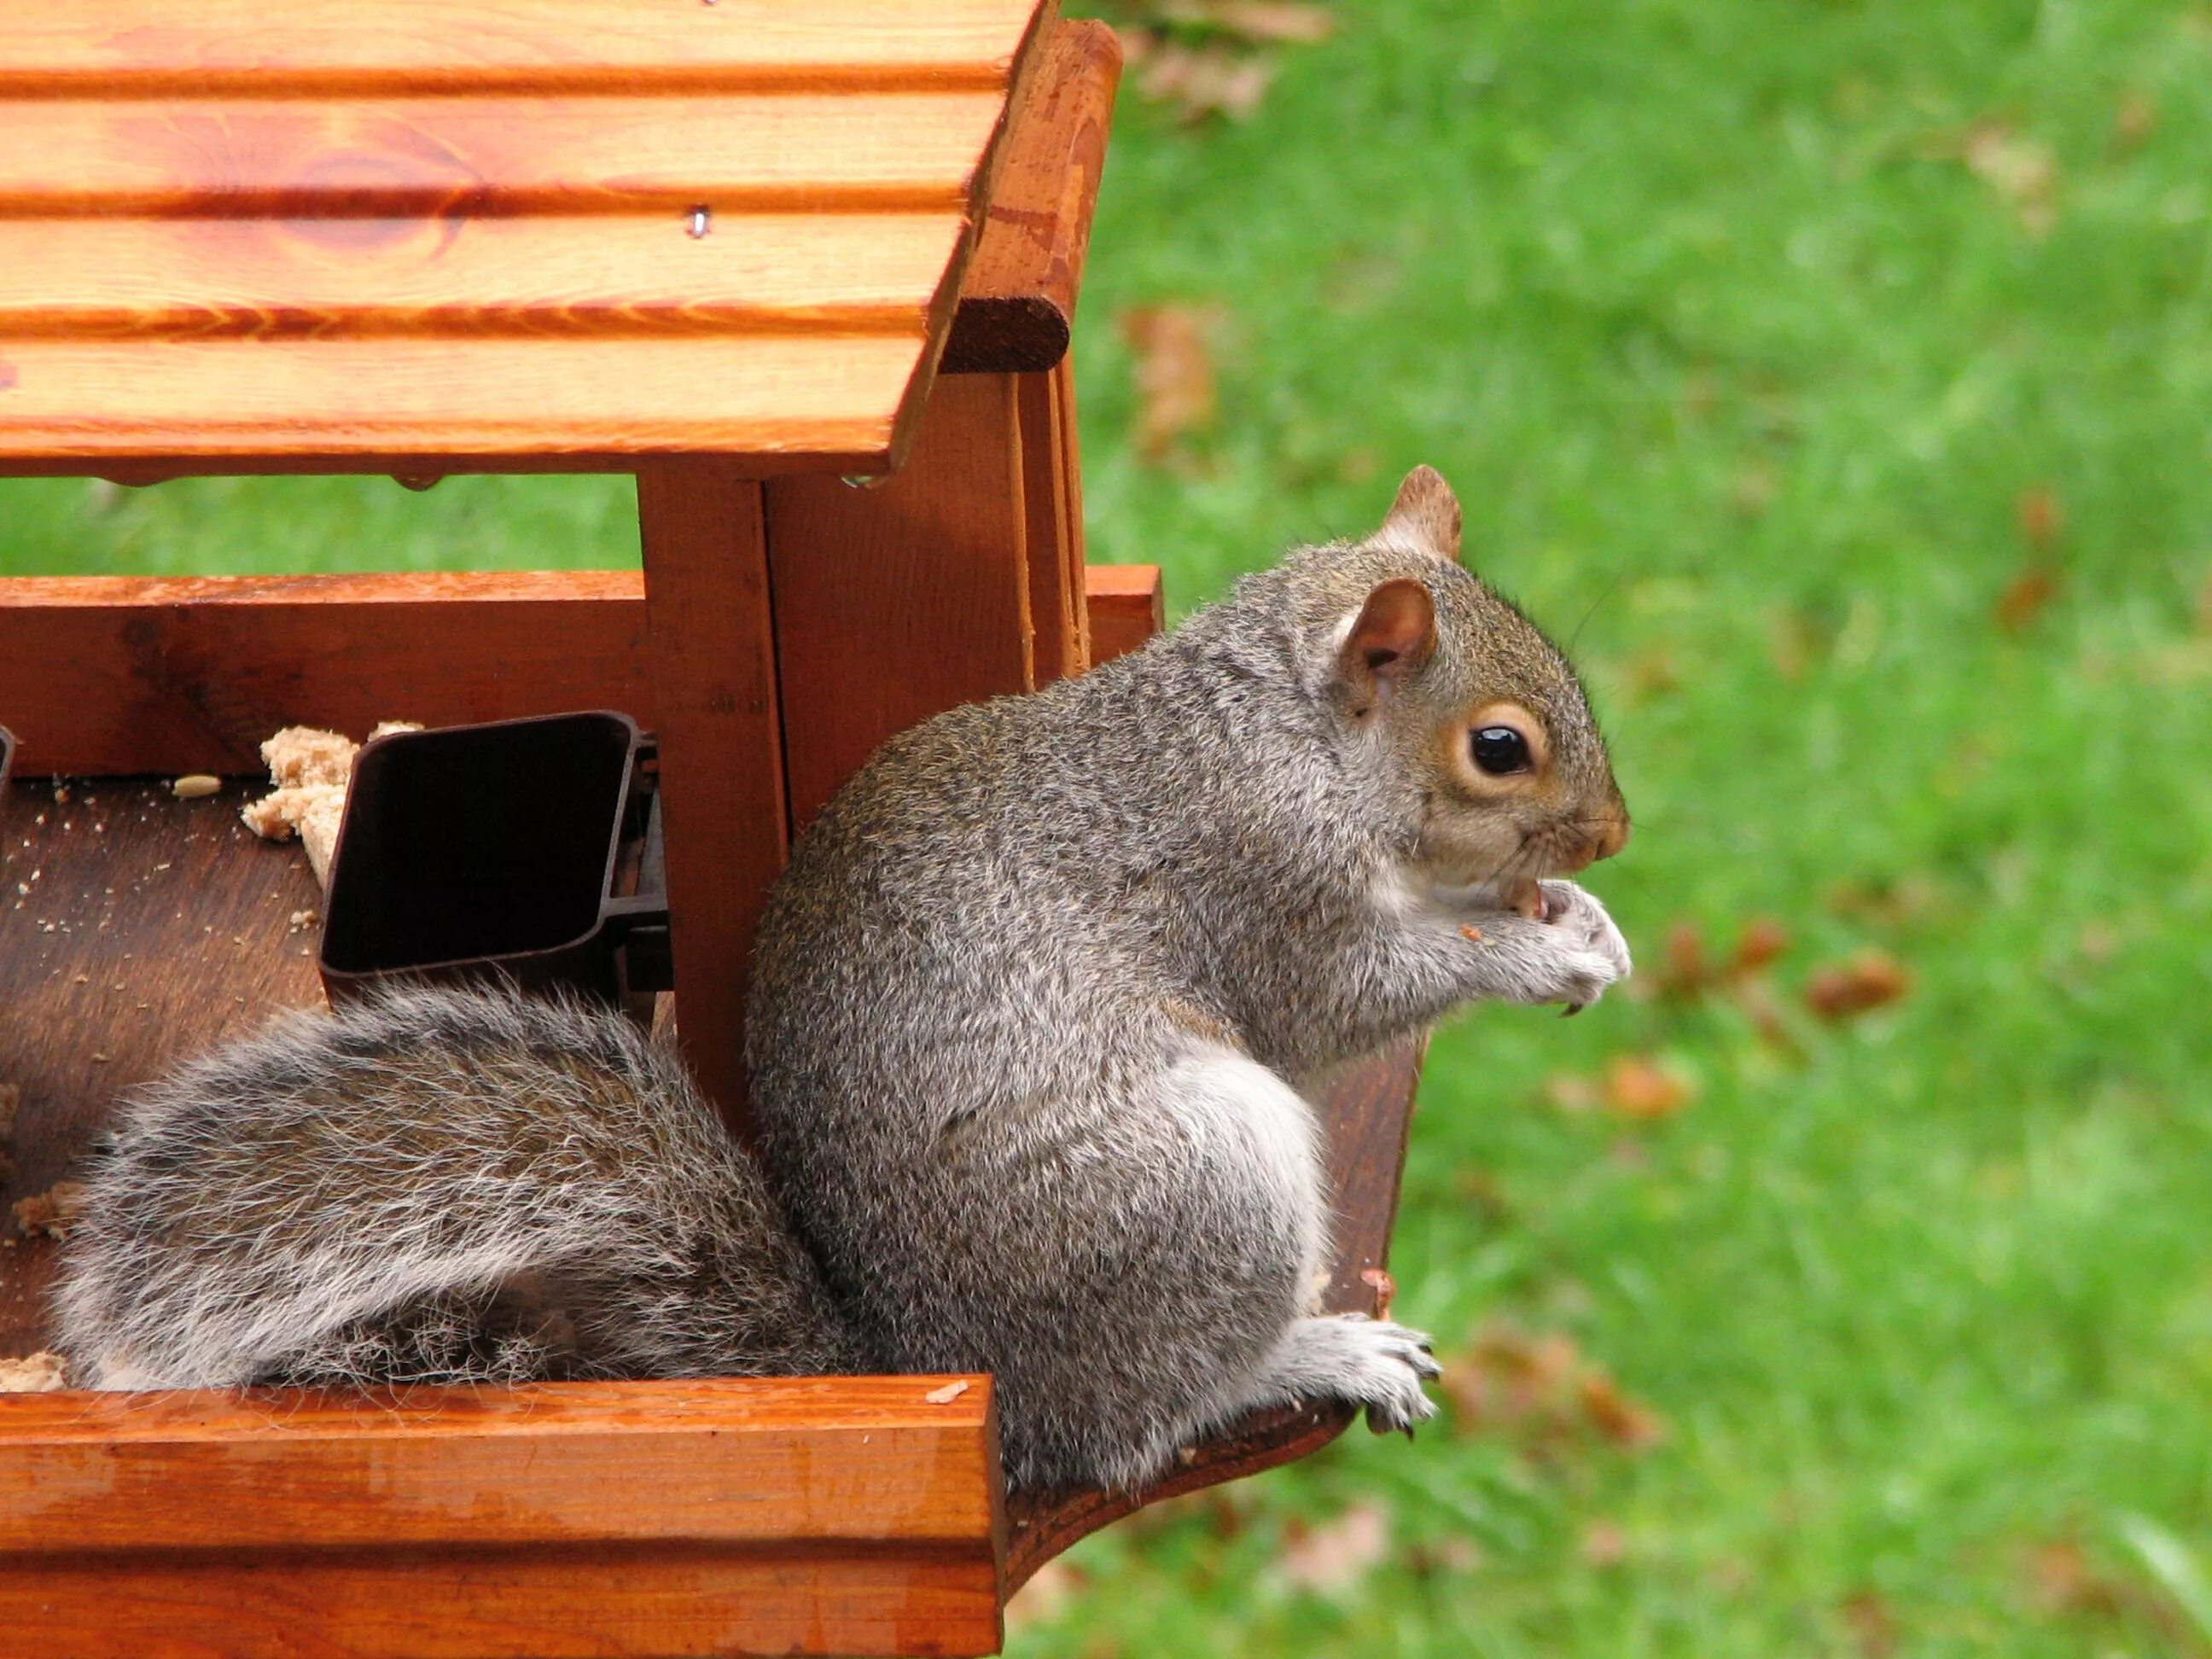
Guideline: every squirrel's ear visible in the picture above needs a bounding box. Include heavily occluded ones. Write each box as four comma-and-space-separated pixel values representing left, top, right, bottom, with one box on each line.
1379, 465, 1463, 564
1338, 578, 1437, 709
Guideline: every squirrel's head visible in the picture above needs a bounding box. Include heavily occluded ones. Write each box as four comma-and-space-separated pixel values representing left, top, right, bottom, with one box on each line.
1298, 466, 1630, 897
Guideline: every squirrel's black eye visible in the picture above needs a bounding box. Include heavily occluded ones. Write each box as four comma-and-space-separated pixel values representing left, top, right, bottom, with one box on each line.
1470, 725, 1532, 776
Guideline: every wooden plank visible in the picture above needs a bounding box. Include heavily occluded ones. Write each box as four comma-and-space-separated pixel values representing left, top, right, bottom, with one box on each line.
635, 466, 787, 1139
0, 1, 1046, 97
0, 561, 1159, 781
765, 372, 1032, 832
0, 1376, 998, 1552
1084, 563, 1163, 665
1016, 368, 1075, 684
1004, 1038, 1425, 1588
0, 573, 655, 778
0, 777, 325, 1359
0, 335, 920, 468
0, 1547, 1001, 1659
1055, 355, 1091, 668
0, 95, 1009, 218
941, 19, 1121, 375
0, 213, 964, 342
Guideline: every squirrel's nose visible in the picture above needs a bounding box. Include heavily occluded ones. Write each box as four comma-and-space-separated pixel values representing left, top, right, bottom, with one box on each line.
1592, 816, 1631, 862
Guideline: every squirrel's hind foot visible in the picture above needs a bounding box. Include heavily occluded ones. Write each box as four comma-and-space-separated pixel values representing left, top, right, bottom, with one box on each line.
1239, 1312, 1441, 1435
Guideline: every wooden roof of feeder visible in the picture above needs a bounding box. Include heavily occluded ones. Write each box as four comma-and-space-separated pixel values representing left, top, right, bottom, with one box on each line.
0, 0, 1077, 474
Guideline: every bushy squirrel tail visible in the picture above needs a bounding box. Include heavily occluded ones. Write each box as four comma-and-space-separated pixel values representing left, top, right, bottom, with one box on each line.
55, 985, 859, 1389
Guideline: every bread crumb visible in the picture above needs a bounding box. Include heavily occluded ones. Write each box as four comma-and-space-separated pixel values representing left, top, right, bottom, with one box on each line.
12, 1180, 89, 1241
261, 726, 358, 791
288, 908, 321, 931
241, 723, 416, 887
170, 774, 222, 800
0, 1350, 66, 1393
923, 1379, 971, 1404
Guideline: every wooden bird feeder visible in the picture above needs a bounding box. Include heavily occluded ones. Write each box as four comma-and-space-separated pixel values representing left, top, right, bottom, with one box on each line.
0, 5, 1423, 1654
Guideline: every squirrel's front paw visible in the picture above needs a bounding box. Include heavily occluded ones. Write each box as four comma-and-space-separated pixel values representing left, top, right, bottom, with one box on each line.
1483, 881, 1633, 1010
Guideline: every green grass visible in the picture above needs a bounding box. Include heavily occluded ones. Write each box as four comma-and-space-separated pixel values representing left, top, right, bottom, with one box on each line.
9, 1, 2212, 1652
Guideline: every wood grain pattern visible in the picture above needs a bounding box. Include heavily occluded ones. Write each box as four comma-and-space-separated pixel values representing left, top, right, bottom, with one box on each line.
1004, 1038, 1425, 1587
0, 1546, 1000, 1659
636, 467, 788, 1140
766, 372, 1033, 832
0, 1376, 1001, 1659
0, 96, 1010, 218
0, 564, 1167, 778
0, 213, 963, 341
0, 572, 655, 778
0, 1, 1045, 96
0, 777, 326, 1359
941, 20, 1121, 375
1016, 366, 1077, 683
1083, 563, 1164, 664
0, 1375, 998, 1553
0, 336, 923, 468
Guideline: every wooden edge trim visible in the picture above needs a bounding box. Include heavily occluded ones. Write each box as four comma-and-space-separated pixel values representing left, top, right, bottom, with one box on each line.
944, 18, 1121, 375
1082, 562, 1162, 665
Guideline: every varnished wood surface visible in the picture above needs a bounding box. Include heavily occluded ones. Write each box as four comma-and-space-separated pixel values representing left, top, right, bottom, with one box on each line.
940, 20, 1121, 375
0, 214, 963, 341
1083, 563, 1165, 665
1004, 1038, 1426, 1588
0, 562, 1161, 779
765, 373, 1034, 833
0, 1375, 998, 1552
0, 777, 325, 1360
637, 469, 789, 1142
0, 572, 655, 779
0, 1548, 1002, 1659
0, 1, 1051, 95
0, 1375, 1004, 1658
0, 3, 1053, 470
1016, 366, 1079, 682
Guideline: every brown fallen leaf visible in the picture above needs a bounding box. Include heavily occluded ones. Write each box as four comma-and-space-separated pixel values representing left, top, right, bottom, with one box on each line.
1157, 0, 1336, 43
1444, 1326, 1666, 1455
1842, 1590, 1899, 1658
1132, 38, 1277, 122
1730, 916, 1790, 976
1580, 1519, 1630, 1568
1578, 1371, 1666, 1449
2016, 483, 2064, 548
1995, 567, 2061, 632
2114, 90, 2158, 150
1604, 1055, 1696, 1121
1656, 919, 1711, 999
1804, 950, 1912, 1021
1120, 303, 1222, 463
1275, 1501, 1391, 1597
1963, 121, 2058, 234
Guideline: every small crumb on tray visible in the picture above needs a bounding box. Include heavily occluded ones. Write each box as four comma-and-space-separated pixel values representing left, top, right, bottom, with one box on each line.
12, 1180, 89, 1242
171, 774, 222, 800
0, 1351, 66, 1393
923, 1379, 971, 1405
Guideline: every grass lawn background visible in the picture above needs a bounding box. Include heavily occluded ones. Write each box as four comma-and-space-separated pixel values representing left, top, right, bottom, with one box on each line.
6, 1, 2212, 1652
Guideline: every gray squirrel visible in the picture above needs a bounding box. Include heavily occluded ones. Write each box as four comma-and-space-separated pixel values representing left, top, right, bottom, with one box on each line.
55, 467, 1632, 1495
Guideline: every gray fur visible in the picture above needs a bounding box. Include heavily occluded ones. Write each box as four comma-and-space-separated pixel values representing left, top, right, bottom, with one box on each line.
57, 987, 858, 1389
55, 469, 1631, 1496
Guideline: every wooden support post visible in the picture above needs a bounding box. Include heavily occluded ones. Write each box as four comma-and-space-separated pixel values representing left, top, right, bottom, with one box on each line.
765, 372, 1033, 833
635, 463, 787, 1141
1016, 367, 1077, 684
